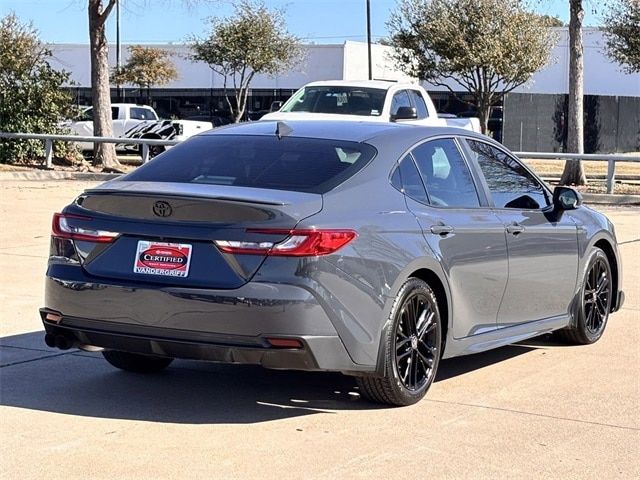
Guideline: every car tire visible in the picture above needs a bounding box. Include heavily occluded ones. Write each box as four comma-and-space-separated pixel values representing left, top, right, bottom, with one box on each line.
102, 350, 173, 373
556, 247, 612, 345
356, 278, 442, 406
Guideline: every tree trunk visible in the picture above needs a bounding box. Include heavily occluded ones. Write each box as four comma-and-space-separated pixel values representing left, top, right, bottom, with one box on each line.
88, 0, 121, 171
560, 0, 587, 185
234, 87, 247, 123
477, 98, 490, 136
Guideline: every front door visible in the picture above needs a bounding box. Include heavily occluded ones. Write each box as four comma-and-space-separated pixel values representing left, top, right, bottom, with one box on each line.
464, 139, 579, 327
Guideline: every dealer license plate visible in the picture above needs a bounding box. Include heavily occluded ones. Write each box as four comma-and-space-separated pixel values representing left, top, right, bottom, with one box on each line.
133, 241, 192, 277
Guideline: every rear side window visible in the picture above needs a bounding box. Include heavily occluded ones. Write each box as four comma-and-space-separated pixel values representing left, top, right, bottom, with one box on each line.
122, 135, 377, 194
392, 154, 429, 204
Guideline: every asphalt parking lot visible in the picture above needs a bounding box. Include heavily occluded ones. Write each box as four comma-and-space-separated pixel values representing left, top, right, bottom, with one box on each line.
1, 180, 638, 479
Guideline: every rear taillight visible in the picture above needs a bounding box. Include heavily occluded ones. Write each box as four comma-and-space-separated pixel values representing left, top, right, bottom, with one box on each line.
215, 229, 357, 257
52, 213, 119, 243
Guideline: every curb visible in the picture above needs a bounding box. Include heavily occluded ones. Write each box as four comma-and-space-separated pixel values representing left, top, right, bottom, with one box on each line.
582, 193, 640, 205
0, 171, 120, 181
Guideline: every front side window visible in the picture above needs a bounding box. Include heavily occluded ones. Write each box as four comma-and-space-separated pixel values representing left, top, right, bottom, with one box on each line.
467, 139, 549, 209
121, 135, 377, 194
411, 139, 480, 208
409, 90, 429, 119
390, 90, 412, 116
111, 107, 119, 120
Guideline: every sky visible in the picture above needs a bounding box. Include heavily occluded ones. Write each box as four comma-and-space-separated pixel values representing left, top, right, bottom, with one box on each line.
1, 0, 604, 45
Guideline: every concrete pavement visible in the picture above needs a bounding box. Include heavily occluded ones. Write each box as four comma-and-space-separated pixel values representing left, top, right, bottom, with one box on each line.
1, 180, 638, 479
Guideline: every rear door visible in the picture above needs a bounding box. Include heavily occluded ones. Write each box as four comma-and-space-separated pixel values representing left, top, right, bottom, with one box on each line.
463, 139, 579, 326
394, 137, 508, 339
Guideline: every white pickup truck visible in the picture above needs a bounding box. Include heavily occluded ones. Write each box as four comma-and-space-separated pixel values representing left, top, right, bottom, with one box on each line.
68, 103, 213, 151
261, 80, 481, 132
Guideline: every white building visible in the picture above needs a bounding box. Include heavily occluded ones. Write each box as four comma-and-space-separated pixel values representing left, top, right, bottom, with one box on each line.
49, 29, 638, 96
48, 29, 639, 152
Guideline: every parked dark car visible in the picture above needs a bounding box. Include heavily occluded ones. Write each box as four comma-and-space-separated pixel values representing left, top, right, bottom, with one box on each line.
42, 121, 623, 406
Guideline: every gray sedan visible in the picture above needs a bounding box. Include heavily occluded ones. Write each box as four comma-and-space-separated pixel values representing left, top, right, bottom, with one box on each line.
41, 120, 624, 406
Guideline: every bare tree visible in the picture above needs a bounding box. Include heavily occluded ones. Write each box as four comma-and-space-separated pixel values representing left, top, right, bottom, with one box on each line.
388, 0, 557, 134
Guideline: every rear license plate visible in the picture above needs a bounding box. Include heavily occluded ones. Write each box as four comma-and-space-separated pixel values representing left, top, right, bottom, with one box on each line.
133, 241, 192, 277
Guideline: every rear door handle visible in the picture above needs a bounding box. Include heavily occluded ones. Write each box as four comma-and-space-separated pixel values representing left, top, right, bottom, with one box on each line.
506, 223, 525, 235
430, 224, 454, 236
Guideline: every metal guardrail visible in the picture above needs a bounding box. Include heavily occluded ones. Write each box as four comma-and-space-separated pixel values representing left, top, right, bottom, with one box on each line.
1, 132, 638, 194
514, 151, 640, 194
0, 132, 180, 166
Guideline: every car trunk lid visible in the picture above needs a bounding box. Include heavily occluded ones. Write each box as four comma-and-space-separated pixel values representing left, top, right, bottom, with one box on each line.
64, 182, 322, 288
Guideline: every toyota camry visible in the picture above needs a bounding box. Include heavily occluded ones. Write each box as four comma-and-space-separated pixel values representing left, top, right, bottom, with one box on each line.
41, 120, 624, 406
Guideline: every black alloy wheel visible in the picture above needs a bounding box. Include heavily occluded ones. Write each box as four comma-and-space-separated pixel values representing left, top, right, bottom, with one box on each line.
556, 247, 612, 345
356, 278, 442, 406
394, 291, 439, 391
583, 255, 610, 335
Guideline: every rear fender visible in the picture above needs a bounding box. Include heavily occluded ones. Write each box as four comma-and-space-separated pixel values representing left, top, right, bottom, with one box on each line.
370, 255, 452, 377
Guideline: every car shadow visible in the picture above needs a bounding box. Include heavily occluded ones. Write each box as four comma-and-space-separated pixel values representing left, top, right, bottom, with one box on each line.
435, 343, 536, 381
1, 331, 540, 424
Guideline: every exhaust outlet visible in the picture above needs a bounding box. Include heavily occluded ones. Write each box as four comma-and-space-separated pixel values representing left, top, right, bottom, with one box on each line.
44, 333, 57, 348
78, 344, 104, 352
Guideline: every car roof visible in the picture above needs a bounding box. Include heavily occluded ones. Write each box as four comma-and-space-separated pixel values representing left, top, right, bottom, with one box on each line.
300, 80, 420, 91
202, 120, 487, 144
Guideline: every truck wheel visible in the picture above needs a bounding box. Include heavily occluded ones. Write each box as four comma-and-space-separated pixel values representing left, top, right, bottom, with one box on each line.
149, 145, 165, 158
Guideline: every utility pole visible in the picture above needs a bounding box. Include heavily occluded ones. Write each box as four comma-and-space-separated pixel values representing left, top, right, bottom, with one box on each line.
366, 0, 372, 80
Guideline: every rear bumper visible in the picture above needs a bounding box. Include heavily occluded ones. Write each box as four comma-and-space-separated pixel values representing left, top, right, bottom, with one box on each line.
41, 312, 358, 372
42, 267, 374, 374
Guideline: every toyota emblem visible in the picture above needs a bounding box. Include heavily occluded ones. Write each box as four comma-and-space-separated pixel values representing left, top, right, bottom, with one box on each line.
153, 201, 172, 217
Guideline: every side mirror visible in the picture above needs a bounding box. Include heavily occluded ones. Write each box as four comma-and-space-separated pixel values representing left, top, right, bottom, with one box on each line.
553, 186, 582, 211
270, 101, 283, 112
391, 106, 417, 122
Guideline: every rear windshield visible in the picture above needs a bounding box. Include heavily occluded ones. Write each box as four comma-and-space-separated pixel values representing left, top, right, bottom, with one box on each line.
282, 86, 386, 116
121, 135, 377, 194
